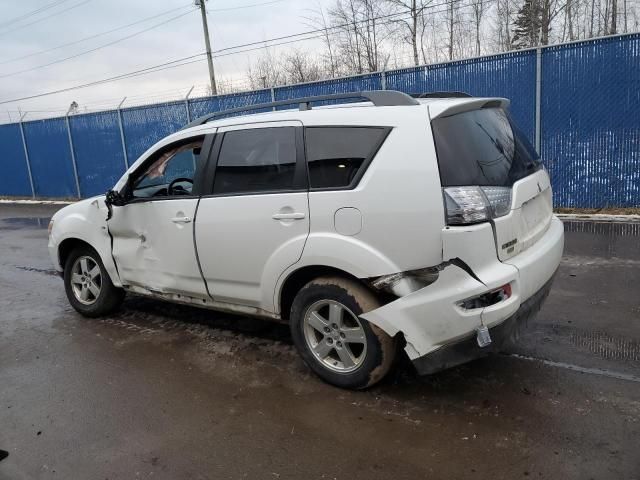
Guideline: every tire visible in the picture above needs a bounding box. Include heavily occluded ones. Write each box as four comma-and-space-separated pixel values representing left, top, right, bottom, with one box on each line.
289, 276, 396, 389
63, 245, 125, 317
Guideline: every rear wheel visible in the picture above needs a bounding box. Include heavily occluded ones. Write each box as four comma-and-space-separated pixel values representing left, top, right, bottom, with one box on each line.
289, 276, 396, 389
63, 246, 125, 317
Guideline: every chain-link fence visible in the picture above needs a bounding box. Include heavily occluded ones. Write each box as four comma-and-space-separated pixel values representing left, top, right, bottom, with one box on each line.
1, 33, 638, 207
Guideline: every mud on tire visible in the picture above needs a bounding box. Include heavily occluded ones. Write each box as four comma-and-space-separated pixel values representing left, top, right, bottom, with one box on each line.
289, 276, 396, 389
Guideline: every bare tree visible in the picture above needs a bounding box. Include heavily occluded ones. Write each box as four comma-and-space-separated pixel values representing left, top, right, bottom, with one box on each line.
328, 0, 389, 74
283, 49, 323, 83
386, 0, 431, 66
306, 3, 339, 77
470, 0, 488, 55
246, 49, 284, 89
360, 0, 383, 71
444, 0, 460, 59
241, 0, 640, 90
541, 0, 568, 44
564, 0, 575, 40
329, 0, 362, 73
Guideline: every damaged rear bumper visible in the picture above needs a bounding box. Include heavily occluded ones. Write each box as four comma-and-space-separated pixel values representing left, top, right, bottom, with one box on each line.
411, 274, 554, 375
361, 216, 564, 374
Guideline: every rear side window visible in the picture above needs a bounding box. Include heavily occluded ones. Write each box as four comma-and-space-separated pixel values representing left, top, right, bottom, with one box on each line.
305, 127, 388, 189
213, 127, 297, 195
432, 108, 541, 187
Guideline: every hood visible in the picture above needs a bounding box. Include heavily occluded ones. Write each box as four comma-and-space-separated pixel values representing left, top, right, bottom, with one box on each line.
52, 195, 107, 222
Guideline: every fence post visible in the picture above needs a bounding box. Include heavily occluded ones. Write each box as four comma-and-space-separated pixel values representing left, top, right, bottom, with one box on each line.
535, 47, 542, 154
65, 114, 82, 199
18, 113, 36, 198
117, 97, 129, 170
381, 70, 387, 90
185, 86, 194, 123
271, 87, 276, 111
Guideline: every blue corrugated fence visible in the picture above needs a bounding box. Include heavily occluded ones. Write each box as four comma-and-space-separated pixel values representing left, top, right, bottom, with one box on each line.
541, 35, 640, 208
0, 123, 31, 196
1, 33, 638, 207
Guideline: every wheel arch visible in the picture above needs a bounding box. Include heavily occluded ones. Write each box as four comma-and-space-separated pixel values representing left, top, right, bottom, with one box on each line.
277, 265, 394, 321
58, 237, 95, 270
56, 234, 122, 288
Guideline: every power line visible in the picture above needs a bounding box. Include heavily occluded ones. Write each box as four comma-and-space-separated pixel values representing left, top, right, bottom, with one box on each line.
0, 8, 197, 79
0, 0, 490, 106
0, 0, 94, 37
211, 0, 485, 59
210, 0, 474, 56
0, 0, 288, 66
0, 53, 206, 105
0, 0, 72, 28
208, 0, 286, 12
0, 5, 192, 66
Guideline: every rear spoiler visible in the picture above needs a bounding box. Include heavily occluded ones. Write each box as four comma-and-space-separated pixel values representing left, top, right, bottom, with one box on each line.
428, 98, 510, 119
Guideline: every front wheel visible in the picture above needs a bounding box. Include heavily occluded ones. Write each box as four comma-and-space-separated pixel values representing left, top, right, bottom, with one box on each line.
63, 246, 125, 317
289, 276, 396, 389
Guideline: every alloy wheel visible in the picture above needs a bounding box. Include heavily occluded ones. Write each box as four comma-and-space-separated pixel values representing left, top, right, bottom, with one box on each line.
70, 255, 102, 305
303, 300, 367, 373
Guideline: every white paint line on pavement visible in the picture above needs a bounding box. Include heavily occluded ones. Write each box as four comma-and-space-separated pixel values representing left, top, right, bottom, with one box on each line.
506, 353, 640, 383
557, 213, 640, 223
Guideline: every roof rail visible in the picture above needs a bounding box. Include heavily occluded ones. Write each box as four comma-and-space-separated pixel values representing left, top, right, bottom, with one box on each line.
181, 90, 419, 130
412, 91, 472, 98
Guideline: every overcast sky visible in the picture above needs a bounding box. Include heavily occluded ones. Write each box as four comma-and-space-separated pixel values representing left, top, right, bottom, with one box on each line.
0, 0, 331, 123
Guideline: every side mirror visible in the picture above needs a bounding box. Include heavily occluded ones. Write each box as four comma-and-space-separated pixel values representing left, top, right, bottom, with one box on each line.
105, 188, 128, 221
105, 189, 127, 207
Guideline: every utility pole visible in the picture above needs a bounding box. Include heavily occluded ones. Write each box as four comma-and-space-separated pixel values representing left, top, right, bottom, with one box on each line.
196, 0, 217, 95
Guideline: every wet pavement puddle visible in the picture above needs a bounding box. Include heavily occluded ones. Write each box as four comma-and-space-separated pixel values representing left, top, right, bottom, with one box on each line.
0, 217, 50, 230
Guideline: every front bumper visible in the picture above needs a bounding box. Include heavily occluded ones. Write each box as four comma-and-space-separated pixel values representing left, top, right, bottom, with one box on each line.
412, 273, 554, 375
48, 239, 63, 275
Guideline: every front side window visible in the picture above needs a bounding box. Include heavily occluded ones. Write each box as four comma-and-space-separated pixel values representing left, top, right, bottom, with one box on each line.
305, 127, 389, 189
132, 139, 203, 198
212, 127, 297, 195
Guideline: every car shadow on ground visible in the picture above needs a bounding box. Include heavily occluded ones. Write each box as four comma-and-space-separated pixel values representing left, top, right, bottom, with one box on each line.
108, 295, 536, 401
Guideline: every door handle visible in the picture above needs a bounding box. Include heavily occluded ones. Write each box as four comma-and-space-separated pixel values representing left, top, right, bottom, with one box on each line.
171, 216, 192, 224
272, 212, 306, 220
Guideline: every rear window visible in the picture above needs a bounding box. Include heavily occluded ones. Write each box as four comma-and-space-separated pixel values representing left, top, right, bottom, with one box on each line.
305, 127, 388, 189
431, 108, 541, 187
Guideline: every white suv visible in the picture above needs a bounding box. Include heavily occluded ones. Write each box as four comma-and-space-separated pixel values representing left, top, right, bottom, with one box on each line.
48, 90, 564, 389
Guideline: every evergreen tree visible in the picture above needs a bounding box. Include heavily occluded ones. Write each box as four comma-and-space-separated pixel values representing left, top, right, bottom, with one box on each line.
512, 0, 542, 48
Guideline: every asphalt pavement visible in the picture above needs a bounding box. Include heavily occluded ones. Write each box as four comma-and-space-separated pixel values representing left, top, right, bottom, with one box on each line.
0, 204, 638, 480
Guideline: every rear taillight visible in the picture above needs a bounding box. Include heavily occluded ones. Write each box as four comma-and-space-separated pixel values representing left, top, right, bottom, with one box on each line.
443, 186, 512, 225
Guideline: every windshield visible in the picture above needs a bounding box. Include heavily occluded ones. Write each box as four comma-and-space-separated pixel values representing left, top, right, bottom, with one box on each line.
432, 108, 541, 187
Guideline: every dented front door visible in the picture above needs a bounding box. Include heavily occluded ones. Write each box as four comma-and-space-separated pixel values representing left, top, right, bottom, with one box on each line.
107, 133, 214, 299
108, 199, 207, 298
